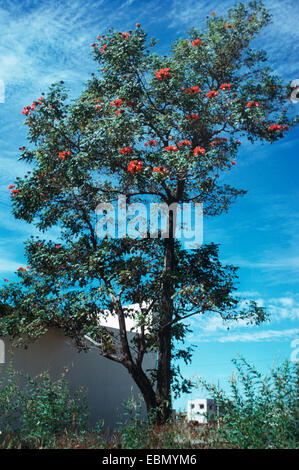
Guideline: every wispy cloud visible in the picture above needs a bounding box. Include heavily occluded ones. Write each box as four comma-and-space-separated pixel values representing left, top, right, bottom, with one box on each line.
217, 328, 299, 343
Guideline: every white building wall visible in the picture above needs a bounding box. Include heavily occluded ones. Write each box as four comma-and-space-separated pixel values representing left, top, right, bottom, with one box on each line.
0, 327, 156, 430
187, 398, 216, 423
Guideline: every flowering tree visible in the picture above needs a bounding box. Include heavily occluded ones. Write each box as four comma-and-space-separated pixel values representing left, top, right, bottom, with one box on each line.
0, 2, 297, 422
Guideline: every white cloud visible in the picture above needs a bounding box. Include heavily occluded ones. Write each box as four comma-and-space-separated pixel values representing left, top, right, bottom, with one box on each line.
217, 328, 299, 343
0, 258, 22, 273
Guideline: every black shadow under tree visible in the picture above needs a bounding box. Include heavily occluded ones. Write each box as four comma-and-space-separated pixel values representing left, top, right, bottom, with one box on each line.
0, 2, 297, 423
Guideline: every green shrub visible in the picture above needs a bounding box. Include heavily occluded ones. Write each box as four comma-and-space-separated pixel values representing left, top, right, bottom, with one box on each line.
0, 364, 90, 448
114, 394, 192, 449
201, 357, 299, 449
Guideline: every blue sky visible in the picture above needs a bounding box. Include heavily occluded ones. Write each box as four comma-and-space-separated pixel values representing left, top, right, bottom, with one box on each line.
0, 0, 298, 410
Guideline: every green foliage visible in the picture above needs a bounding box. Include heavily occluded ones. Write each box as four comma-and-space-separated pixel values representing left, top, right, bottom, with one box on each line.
201, 357, 299, 449
0, 364, 89, 448
115, 393, 189, 449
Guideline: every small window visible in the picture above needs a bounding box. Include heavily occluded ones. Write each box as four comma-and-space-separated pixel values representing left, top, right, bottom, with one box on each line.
199, 404, 204, 409
191, 403, 195, 409
209, 405, 213, 410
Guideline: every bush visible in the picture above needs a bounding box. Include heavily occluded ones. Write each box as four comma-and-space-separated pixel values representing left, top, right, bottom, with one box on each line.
0, 364, 90, 448
113, 394, 193, 449
201, 357, 299, 449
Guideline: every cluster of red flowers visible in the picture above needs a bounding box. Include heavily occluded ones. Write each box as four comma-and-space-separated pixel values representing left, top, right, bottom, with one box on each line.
110, 98, 123, 108
8, 184, 20, 197
246, 101, 259, 108
110, 98, 123, 115
122, 32, 130, 39
144, 140, 158, 147
206, 90, 218, 99
17, 267, 27, 272
58, 151, 72, 160
21, 96, 44, 115
120, 147, 132, 154
193, 146, 206, 156
225, 24, 235, 29
164, 145, 178, 152
177, 140, 191, 147
268, 124, 289, 131
187, 113, 199, 121
210, 137, 228, 146
127, 160, 143, 174
219, 83, 231, 91
153, 166, 167, 174
155, 68, 170, 80
100, 44, 107, 54
187, 86, 200, 95
191, 39, 202, 47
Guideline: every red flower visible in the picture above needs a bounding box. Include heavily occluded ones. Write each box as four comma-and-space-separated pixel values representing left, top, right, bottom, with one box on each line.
110, 98, 123, 108
153, 166, 167, 174
246, 101, 259, 108
122, 32, 130, 39
136, 23, 141, 28
58, 151, 72, 160
220, 83, 231, 91
8, 184, 15, 189
4, 278, 8, 282
155, 68, 170, 80
145, 140, 158, 147
21, 105, 31, 115
268, 124, 289, 132
187, 113, 199, 121
187, 86, 200, 95
120, 147, 133, 154
164, 145, 178, 152
206, 90, 218, 98
55, 244, 60, 249
127, 160, 143, 174
193, 146, 205, 156
191, 39, 202, 47
178, 140, 191, 147
231, 161, 236, 165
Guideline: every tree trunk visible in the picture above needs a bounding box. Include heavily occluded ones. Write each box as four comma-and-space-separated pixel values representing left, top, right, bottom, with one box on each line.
155, 206, 176, 424
128, 363, 158, 414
